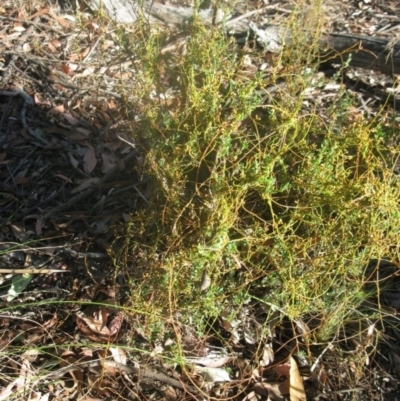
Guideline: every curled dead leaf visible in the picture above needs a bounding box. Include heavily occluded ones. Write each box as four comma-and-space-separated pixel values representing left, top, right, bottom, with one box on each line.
289, 357, 306, 401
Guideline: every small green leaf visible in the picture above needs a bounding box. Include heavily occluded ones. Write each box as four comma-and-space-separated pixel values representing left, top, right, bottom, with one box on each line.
7, 273, 32, 301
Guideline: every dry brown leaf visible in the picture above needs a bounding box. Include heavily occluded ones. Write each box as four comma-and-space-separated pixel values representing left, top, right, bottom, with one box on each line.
101, 153, 116, 173
11, 224, 29, 242
55, 174, 73, 183
161, 385, 178, 401
68, 133, 89, 142
34, 94, 51, 106
61, 63, 70, 75
71, 177, 99, 194
87, 21, 100, 31
35, 219, 42, 236
108, 312, 124, 336
46, 104, 64, 117
76, 311, 110, 336
318, 368, 327, 385
289, 357, 306, 401
83, 147, 97, 174
81, 46, 91, 58
50, 39, 62, 48
47, 42, 57, 53
30, 7, 50, 18
48, 8, 69, 27
68, 152, 79, 169
14, 167, 28, 183
79, 314, 110, 336
42, 313, 59, 330
76, 127, 92, 136
104, 140, 123, 151
272, 363, 290, 377
30, 391, 49, 401
69, 369, 84, 389
252, 381, 288, 400
62, 112, 80, 125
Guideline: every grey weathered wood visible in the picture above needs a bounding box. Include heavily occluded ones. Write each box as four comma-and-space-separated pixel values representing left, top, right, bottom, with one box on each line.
319, 32, 400, 75
86, 0, 400, 75
252, 25, 400, 74
87, 0, 139, 24
85, 0, 219, 24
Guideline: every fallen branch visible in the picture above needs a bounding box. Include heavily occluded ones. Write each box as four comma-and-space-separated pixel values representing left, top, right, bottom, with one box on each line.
320, 31, 400, 74
250, 24, 400, 75
86, 0, 400, 75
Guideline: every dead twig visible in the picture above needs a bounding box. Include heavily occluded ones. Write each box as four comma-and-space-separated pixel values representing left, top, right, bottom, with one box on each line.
0, 268, 68, 274
44, 359, 199, 394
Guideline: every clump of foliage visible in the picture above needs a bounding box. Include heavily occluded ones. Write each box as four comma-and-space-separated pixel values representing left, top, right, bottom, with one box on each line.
115, 8, 400, 347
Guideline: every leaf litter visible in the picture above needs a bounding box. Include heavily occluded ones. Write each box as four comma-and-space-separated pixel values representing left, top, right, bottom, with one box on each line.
0, 0, 400, 400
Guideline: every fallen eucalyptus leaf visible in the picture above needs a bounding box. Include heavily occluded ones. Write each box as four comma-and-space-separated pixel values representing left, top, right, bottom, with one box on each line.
289, 357, 306, 401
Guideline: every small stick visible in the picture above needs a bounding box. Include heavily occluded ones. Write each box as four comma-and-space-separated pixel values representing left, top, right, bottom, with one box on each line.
0, 269, 68, 274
